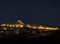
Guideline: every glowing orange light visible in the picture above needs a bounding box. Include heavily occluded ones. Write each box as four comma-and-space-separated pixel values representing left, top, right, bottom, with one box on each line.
19, 25, 24, 28
26, 24, 32, 28
9, 25, 12, 27
32, 26, 37, 29
1, 24, 6, 27
15, 25, 19, 28
12, 25, 15, 27
38, 26, 45, 29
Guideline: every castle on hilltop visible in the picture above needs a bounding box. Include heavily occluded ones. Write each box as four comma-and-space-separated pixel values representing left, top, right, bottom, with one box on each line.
0, 20, 59, 38
0, 20, 59, 31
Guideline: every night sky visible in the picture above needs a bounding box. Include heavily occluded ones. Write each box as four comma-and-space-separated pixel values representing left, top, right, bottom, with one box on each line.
0, 0, 60, 27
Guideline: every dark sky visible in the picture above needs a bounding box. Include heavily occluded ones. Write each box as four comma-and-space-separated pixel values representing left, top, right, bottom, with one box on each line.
0, 0, 60, 27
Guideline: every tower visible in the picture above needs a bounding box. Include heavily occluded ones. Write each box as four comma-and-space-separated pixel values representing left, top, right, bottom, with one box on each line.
17, 20, 24, 25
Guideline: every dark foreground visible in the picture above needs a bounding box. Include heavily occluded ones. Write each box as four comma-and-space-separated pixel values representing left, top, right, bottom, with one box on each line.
0, 32, 60, 44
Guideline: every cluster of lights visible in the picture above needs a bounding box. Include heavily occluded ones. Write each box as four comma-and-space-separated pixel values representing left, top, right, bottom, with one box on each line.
0, 20, 24, 28
0, 20, 59, 31
26, 24, 59, 31
1, 24, 24, 28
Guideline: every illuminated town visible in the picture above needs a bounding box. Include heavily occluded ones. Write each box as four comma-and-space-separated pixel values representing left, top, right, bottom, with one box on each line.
0, 20, 59, 38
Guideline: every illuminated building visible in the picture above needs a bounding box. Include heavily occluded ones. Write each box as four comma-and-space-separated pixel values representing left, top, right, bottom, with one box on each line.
0, 20, 59, 38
